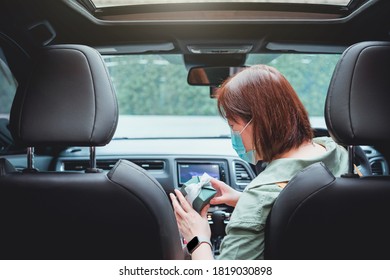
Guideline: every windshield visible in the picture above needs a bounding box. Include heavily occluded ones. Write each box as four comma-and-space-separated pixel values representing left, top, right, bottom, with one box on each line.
103, 53, 340, 139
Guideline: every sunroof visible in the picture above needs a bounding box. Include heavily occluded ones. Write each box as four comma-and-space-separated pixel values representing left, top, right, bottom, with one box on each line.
92, 0, 351, 8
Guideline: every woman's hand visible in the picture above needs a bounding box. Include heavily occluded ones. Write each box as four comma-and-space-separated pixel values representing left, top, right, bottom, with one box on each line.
169, 189, 211, 243
209, 178, 241, 207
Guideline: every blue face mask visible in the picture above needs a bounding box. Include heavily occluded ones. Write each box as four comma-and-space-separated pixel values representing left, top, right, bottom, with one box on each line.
231, 119, 257, 165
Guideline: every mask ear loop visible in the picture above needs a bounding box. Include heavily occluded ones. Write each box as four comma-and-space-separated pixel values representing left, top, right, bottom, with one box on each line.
247, 119, 258, 163
242, 119, 257, 163
239, 118, 253, 134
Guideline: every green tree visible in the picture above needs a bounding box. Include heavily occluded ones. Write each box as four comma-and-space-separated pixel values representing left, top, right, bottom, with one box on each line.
268, 54, 340, 116
104, 55, 218, 116
104, 53, 340, 118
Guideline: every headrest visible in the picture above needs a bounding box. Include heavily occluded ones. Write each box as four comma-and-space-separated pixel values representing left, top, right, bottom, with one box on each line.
325, 41, 390, 146
9, 45, 118, 147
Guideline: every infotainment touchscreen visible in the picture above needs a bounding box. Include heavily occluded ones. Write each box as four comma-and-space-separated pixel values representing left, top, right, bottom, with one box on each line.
178, 163, 220, 184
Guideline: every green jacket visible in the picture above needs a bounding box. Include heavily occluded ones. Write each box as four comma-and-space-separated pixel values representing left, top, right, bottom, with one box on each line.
218, 137, 349, 260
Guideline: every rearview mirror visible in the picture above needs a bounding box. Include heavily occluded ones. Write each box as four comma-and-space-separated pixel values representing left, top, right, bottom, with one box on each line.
187, 66, 246, 86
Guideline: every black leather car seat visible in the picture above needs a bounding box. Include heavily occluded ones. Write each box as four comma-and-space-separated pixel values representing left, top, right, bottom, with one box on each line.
0, 45, 184, 260
264, 41, 390, 259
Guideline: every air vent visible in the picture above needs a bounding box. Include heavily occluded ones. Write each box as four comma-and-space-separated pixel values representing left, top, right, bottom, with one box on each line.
97, 160, 118, 170
63, 159, 117, 171
62, 159, 164, 171
234, 162, 252, 184
371, 160, 384, 176
63, 160, 89, 171
131, 160, 165, 170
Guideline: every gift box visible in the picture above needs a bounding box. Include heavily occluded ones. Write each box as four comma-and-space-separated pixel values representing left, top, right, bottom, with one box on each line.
180, 173, 217, 213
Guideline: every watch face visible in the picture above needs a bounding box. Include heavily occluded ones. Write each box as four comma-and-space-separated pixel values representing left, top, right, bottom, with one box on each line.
186, 236, 199, 253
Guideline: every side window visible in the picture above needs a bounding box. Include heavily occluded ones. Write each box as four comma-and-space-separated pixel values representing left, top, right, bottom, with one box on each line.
0, 51, 17, 153
0, 56, 17, 119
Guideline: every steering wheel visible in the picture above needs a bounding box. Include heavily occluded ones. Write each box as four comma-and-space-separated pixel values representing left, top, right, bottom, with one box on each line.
354, 145, 372, 176
313, 127, 372, 176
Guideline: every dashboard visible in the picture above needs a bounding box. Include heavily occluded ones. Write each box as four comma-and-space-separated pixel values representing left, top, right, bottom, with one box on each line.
55, 138, 256, 194
4, 138, 389, 191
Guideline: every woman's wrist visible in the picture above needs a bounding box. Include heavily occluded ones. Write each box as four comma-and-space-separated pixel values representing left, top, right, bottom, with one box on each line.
231, 191, 242, 207
191, 241, 214, 260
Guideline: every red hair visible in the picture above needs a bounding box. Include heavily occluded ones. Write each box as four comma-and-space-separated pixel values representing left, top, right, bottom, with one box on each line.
217, 65, 313, 162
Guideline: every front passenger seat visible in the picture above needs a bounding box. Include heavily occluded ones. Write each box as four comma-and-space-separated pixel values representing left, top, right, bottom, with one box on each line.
0, 44, 184, 260
264, 41, 390, 259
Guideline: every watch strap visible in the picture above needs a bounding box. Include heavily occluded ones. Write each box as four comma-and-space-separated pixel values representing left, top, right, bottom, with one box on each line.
186, 236, 212, 254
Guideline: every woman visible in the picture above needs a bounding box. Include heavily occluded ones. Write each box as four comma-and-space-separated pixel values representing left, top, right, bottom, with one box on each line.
169, 65, 348, 260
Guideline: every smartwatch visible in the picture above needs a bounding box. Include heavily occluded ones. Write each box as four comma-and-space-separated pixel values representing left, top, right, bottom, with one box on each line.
186, 236, 212, 254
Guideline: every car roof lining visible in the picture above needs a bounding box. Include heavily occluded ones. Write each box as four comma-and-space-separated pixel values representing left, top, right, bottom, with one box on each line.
2, 0, 389, 59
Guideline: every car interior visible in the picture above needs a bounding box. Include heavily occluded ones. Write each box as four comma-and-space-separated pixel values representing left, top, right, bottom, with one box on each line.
1, 0, 390, 260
